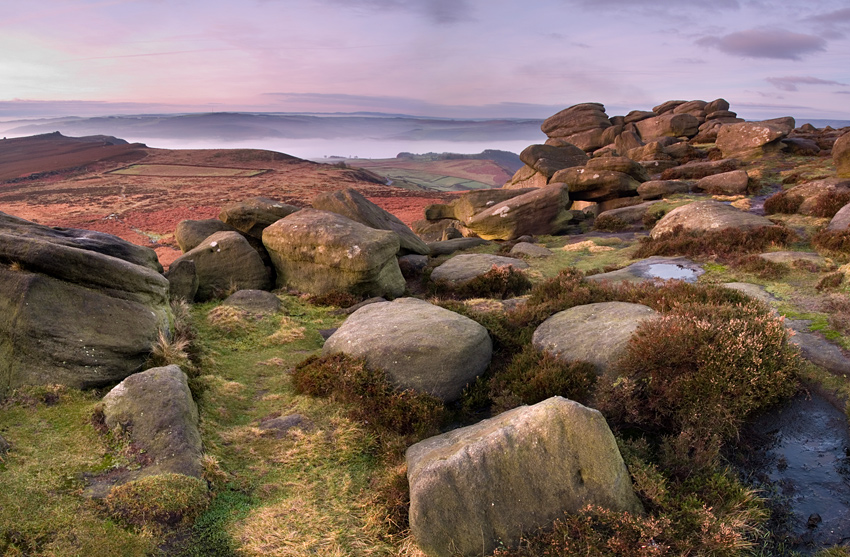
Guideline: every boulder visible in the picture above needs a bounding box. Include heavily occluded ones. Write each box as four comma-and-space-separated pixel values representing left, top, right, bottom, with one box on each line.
504, 165, 549, 189
541, 103, 610, 138
102, 365, 203, 479
427, 237, 491, 256
444, 188, 538, 225
164, 259, 198, 302
705, 98, 730, 114
322, 298, 491, 402
411, 219, 470, 242
694, 170, 751, 195
614, 130, 644, 153
430, 254, 529, 285
311, 188, 429, 255
637, 180, 691, 200
835, 131, 850, 178
661, 158, 741, 180
585, 156, 650, 182
624, 110, 656, 124
716, 121, 790, 160
510, 242, 553, 258
398, 254, 429, 279
673, 100, 708, 116
0, 213, 171, 396
175, 219, 236, 253
465, 183, 574, 240
634, 113, 700, 141
262, 209, 405, 298
171, 231, 271, 301
781, 178, 850, 216
406, 396, 643, 557
782, 137, 820, 156
650, 200, 775, 239
626, 141, 673, 163
596, 201, 663, 227
532, 302, 659, 376
551, 168, 641, 202
222, 289, 281, 314
519, 144, 588, 179
653, 100, 686, 114
828, 203, 850, 231
218, 197, 300, 239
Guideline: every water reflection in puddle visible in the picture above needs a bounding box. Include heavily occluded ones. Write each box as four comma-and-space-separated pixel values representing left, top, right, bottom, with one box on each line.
644, 263, 699, 282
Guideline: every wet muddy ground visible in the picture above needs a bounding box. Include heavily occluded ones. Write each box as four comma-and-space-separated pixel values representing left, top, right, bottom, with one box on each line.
735, 392, 850, 553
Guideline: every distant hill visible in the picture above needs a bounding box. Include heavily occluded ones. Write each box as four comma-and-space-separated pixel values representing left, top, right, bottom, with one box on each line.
394, 149, 524, 173
796, 119, 850, 129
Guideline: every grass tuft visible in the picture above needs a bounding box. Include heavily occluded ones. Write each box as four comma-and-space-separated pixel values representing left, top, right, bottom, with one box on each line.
104, 473, 210, 528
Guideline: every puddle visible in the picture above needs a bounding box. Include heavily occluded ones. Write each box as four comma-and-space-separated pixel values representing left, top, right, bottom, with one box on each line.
736, 393, 850, 552
644, 263, 700, 282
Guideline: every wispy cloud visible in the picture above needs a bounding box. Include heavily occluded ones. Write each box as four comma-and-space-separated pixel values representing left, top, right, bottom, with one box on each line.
805, 7, 850, 24
322, 0, 472, 24
696, 28, 827, 60
766, 76, 846, 92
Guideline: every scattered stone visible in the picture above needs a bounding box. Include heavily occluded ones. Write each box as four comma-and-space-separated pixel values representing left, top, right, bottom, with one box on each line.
312, 188, 429, 255
650, 200, 774, 239
827, 203, 850, 230
509, 242, 553, 258
426, 237, 491, 256
722, 282, 776, 305
171, 231, 271, 301
262, 209, 405, 299
716, 121, 791, 160
101, 365, 202, 479
835, 131, 850, 178
637, 179, 691, 200
322, 298, 492, 401
694, 169, 750, 195
222, 289, 281, 314
465, 183, 575, 240
218, 197, 300, 239
532, 302, 659, 376
258, 413, 313, 437
406, 396, 643, 557
0, 212, 171, 395
430, 254, 529, 285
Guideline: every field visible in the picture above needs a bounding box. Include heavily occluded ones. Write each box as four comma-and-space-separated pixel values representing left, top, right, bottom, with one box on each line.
340, 157, 514, 191
108, 164, 269, 177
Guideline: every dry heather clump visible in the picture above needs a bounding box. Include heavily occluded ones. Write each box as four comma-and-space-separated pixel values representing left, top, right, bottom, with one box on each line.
823, 293, 850, 334
764, 191, 804, 214
809, 190, 850, 218
291, 354, 444, 439
266, 316, 306, 344
633, 225, 797, 260
593, 214, 630, 232
597, 303, 799, 442
813, 228, 850, 256
431, 265, 532, 300
206, 305, 255, 332
148, 330, 192, 370
731, 254, 789, 279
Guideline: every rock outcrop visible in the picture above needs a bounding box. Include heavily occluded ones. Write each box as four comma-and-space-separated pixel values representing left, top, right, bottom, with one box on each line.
716, 121, 792, 160
407, 396, 643, 556
218, 197, 300, 239
322, 298, 491, 401
651, 200, 775, 238
465, 183, 575, 240
0, 212, 171, 396
263, 209, 405, 298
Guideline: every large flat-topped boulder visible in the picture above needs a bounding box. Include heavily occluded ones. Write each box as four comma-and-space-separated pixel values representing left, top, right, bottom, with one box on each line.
541, 103, 610, 138
170, 231, 271, 301
312, 188, 429, 255
322, 298, 491, 401
406, 396, 643, 556
661, 158, 741, 180
532, 302, 659, 376
465, 183, 573, 240
262, 209, 405, 298
430, 254, 529, 285
218, 197, 300, 239
716, 121, 791, 160
0, 214, 171, 396
634, 112, 700, 141
651, 200, 774, 239
694, 169, 751, 195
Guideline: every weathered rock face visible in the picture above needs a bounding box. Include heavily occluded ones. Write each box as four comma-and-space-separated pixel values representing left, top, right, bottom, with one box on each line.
218, 197, 300, 239
164, 259, 198, 301
694, 169, 751, 195
551, 167, 641, 202
175, 219, 236, 253
465, 183, 574, 240
634, 113, 700, 141
406, 396, 643, 557
102, 365, 203, 479
430, 254, 529, 285
322, 298, 491, 401
262, 209, 405, 298
835, 131, 850, 178
650, 200, 775, 239
519, 143, 589, 179
430, 188, 537, 225
828, 203, 850, 231
411, 219, 470, 243
585, 156, 650, 182
716, 121, 791, 160
0, 212, 171, 396
312, 188, 429, 255
637, 180, 691, 200
504, 165, 549, 189
427, 237, 492, 256
661, 158, 741, 180
532, 302, 659, 376
596, 201, 663, 228
541, 103, 611, 151
171, 231, 271, 301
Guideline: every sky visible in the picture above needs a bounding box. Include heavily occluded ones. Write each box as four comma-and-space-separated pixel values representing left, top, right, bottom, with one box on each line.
2, 0, 850, 121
